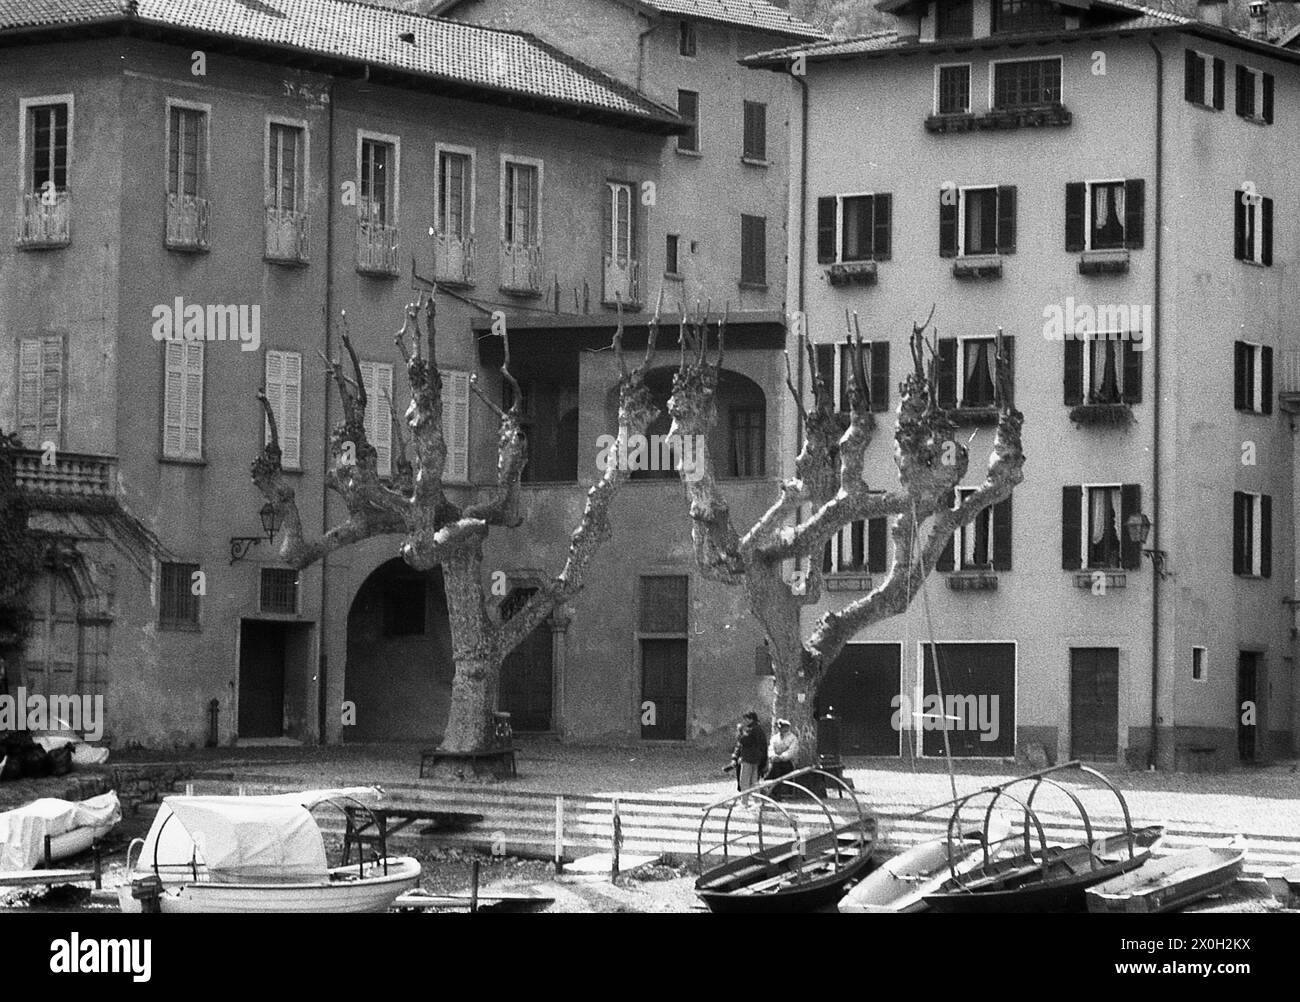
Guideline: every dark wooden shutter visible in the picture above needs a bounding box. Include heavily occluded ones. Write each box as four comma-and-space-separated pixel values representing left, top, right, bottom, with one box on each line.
1235, 64, 1249, 116
1233, 341, 1248, 410
1212, 57, 1225, 109
1065, 182, 1085, 252
817, 197, 836, 263
869, 341, 890, 413
937, 337, 958, 408
997, 334, 1015, 408
1262, 196, 1273, 265
872, 193, 892, 261
1064, 338, 1084, 405
814, 344, 834, 399
1124, 179, 1145, 249
1263, 72, 1274, 123
1062, 486, 1082, 570
992, 496, 1012, 571
996, 185, 1016, 254
1260, 494, 1272, 578
867, 516, 888, 574
1234, 193, 1247, 260
1262, 345, 1273, 415
743, 101, 766, 160
1121, 340, 1143, 404
1120, 484, 1142, 570
936, 490, 955, 572
1184, 50, 1198, 102
741, 214, 765, 285
1232, 492, 1246, 575
939, 190, 958, 257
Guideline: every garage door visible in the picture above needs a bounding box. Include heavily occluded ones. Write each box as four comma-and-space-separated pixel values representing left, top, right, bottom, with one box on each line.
815, 644, 901, 756
920, 643, 1015, 758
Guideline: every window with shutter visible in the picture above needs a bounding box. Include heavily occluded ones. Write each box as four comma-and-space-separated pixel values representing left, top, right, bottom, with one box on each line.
359, 360, 394, 477
159, 561, 200, 629
1235, 188, 1271, 265
441, 370, 471, 484
822, 192, 893, 264
677, 90, 699, 152
947, 186, 1011, 257
264, 350, 302, 469
827, 516, 889, 574
17, 336, 63, 449
827, 342, 889, 413
1082, 484, 1123, 570
816, 197, 836, 263
742, 101, 766, 161
1233, 491, 1269, 577
162, 339, 203, 460
947, 490, 1012, 571
1234, 341, 1270, 414
1235, 64, 1273, 123
937, 338, 958, 408
740, 214, 766, 285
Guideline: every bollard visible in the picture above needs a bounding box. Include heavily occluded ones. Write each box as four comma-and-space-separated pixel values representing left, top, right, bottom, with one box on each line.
554, 796, 564, 873
469, 859, 480, 914
610, 799, 622, 882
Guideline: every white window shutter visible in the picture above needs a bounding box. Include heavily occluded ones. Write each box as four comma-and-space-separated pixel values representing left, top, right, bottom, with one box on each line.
39, 336, 62, 445
163, 341, 185, 457
360, 361, 393, 477
18, 339, 42, 447
442, 370, 471, 484
182, 342, 204, 459
264, 350, 283, 448
282, 351, 302, 470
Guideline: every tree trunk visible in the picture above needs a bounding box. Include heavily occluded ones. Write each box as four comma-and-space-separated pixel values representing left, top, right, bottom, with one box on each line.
769, 644, 820, 768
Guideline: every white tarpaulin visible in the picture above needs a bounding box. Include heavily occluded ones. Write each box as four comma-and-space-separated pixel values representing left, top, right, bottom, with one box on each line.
0, 791, 121, 871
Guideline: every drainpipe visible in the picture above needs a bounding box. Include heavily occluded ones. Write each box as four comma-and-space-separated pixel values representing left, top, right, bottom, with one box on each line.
318, 76, 337, 745
636, 17, 657, 92
1147, 38, 1164, 770
791, 64, 809, 444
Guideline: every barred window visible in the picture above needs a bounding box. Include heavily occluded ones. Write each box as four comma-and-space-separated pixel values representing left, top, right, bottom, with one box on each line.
260, 568, 298, 614
160, 561, 200, 630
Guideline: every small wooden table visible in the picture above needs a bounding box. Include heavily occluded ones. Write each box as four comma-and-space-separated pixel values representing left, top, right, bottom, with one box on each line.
340, 806, 485, 865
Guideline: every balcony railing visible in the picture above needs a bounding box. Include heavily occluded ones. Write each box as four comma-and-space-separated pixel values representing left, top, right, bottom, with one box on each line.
433, 230, 475, 287
602, 254, 640, 308
356, 217, 400, 275
165, 193, 211, 252
499, 240, 544, 296
13, 450, 116, 507
16, 191, 71, 248
264, 207, 310, 264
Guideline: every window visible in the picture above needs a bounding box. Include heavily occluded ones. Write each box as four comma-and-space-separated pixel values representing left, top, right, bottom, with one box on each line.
267, 122, 304, 213
159, 562, 200, 630
936, 65, 971, 115
1192, 646, 1207, 682
679, 19, 697, 57
359, 135, 397, 225
259, 568, 298, 614
742, 101, 767, 161
938, 490, 1013, 571
816, 193, 893, 263
1233, 491, 1271, 578
961, 338, 998, 408
991, 58, 1062, 110
814, 341, 892, 413
16, 336, 63, 449
1060, 484, 1140, 571
729, 407, 765, 477
441, 370, 471, 484
639, 576, 688, 634
1184, 50, 1225, 109
1236, 64, 1274, 123
677, 90, 699, 152
935, 0, 973, 39
1234, 188, 1273, 266
264, 350, 302, 469
991, 0, 1064, 33
939, 185, 1016, 257
666, 233, 680, 275
167, 104, 207, 198
740, 214, 766, 286
359, 361, 393, 477
383, 577, 426, 635
504, 160, 540, 246
1233, 341, 1273, 415
823, 517, 889, 574
1064, 336, 1143, 406
1065, 179, 1145, 252
162, 340, 204, 460
605, 180, 634, 265
437, 149, 473, 239
25, 100, 69, 197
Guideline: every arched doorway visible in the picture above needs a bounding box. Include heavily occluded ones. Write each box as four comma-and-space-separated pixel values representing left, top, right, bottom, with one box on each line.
344, 558, 453, 741
19, 569, 82, 699
499, 586, 554, 732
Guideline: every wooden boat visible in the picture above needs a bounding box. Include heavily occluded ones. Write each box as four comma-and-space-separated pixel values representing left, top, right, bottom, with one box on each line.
695, 767, 875, 914
924, 825, 1165, 913
0, 792, 120, 872
117, 789, 420, 914
838, 818, 1014, 914
1265, 864, 1300, 903
1085, 837, 1247, 913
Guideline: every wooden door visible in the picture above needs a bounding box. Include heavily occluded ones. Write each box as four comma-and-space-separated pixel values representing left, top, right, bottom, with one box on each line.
815, 644, 901, 755
1070, 648, 1119, 761
500, 619, 553, 732
921, 643, 1015, 757
239, 621, 285, 738
21, 572, 80, 700
1237, 652, 1258, 763
640, 639, 687, 740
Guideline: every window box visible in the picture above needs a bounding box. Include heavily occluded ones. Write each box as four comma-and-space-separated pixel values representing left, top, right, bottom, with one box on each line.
926, 113, 977, 134
1069, 402, 1134, 427
949, 405, 1001, 426
947, 571, 998, 592
17, 191, 71, 249
1078, 248, 1129, 275
826, 261, 877, 286
825, 573, 873, 592
952, 254, 1002, 279
1074, 571, 1126, 589
741, 157, 770, 168
165, 194, 210, 252
977, 104, 1071, 131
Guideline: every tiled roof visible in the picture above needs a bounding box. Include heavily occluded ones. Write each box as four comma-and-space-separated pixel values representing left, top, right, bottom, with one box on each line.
0, 0, 682, 129
646, 0, 825, 39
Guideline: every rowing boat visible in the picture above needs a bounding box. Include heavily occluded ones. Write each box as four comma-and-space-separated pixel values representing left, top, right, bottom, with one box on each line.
1086, 838, 1247, 913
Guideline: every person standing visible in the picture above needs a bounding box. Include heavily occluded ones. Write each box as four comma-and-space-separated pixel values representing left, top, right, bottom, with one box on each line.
766, 719, 799, 800
730, 711, 767, 806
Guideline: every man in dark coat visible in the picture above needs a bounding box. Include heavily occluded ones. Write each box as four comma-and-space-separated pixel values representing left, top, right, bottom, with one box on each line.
730, 711, 768, 806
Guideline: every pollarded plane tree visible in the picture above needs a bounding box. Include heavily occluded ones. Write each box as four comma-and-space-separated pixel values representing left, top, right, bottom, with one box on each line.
666, 309, 1026, 762
251, 295, 661, 776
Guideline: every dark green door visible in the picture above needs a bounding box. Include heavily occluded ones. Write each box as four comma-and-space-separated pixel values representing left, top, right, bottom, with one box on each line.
238, 621, 285, 738
640, 639, 687, 740
1070, 647, 1119, 761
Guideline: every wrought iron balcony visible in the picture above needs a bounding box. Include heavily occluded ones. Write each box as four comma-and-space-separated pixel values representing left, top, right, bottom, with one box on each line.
356, 217, 400, 276
602, 254, 640, 308
165, 193, 211, 252
13, 449, 116, 511
499, 240, 543, 296
433, 230, 475, 287
264, 207, 310, 265
16, 191, 71, 249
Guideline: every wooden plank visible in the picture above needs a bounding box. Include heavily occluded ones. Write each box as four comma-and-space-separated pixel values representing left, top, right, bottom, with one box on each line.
0, 868, 96, 888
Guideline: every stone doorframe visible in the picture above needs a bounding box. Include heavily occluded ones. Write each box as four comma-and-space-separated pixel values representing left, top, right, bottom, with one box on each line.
502, 569, 570, 737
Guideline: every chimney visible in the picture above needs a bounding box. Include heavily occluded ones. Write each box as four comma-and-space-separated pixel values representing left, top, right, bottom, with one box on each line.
1248, 1, 1269, 40
1196, 0, 1227, 27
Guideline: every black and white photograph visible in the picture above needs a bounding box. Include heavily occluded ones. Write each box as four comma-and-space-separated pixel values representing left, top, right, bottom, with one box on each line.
0, 0, 1295, 981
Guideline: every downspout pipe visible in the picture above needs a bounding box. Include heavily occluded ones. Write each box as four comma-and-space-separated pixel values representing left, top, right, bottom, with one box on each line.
792, 63, 809, 443
318, 75, 337, 745
1147, 37, 1164, 770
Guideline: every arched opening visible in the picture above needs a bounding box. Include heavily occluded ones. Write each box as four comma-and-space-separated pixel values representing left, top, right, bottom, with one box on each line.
344, 558, 453, 741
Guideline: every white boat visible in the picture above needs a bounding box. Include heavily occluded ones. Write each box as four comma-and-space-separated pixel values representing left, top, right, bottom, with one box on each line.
839, 818, 1014, 913
1086, 837, 1248, 913
117, 789, 421, 914
0, 791, 121, 871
